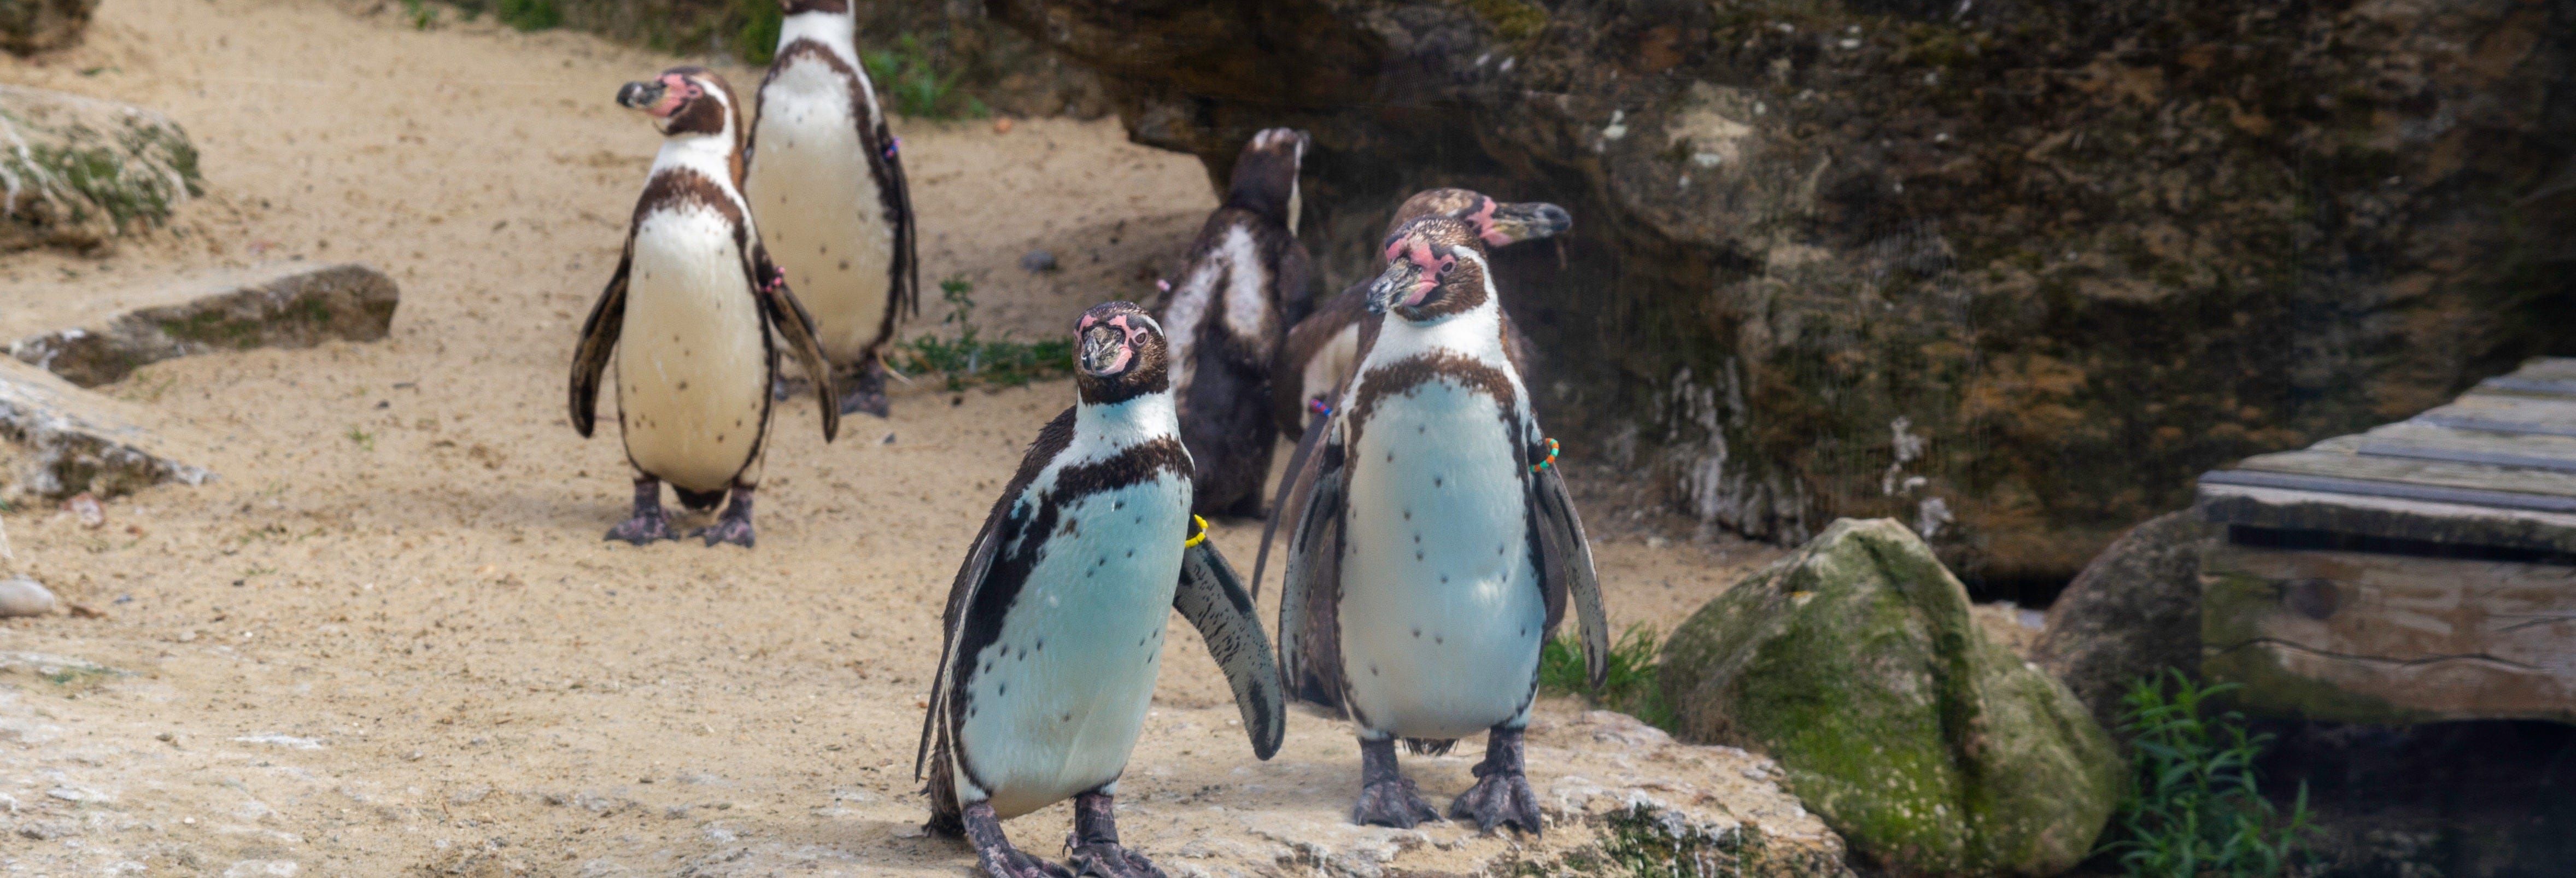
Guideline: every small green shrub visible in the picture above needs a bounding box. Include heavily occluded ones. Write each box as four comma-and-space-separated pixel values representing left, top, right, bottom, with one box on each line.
730, 0, 782, 65
401, 0, 438, 30
889, 277, 1074, 391
2105, 671, 2314, 877
496, 0, 561, 32
1541, 623, 1677, 731
862, 34, 983, 119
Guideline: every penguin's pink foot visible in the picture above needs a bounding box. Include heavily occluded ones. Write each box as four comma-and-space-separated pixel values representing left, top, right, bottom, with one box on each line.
964, 801, 1073, 878
1350, 737, 1442, 828
838, 362, 891, 418
692, 487, 756, 548
1064, 792, 1166, 878
605, 477, 676, 544
1450, 727, 1541, 835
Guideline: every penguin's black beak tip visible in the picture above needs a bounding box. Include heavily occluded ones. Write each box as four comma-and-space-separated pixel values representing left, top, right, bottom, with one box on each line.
1365, 262, 1414, 316
616, 81, 665, 112
1488, 202, 1573, 245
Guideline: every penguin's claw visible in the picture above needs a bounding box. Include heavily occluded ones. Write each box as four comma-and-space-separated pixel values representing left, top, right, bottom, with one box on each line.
979, 845, 1073, 878
604, 511, 676, 544
1066, 842, 1166, 878
838, 364, 892, 418
693, 518, 754, 548
1449, 770, 1542, 835
1350, 778, 1442, 828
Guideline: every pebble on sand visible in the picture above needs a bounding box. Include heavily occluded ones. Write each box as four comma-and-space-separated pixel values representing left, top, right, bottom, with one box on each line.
0, 577, 59, 617
1020, 249, 1058, 272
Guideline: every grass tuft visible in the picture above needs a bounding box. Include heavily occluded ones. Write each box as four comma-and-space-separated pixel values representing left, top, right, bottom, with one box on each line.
1540, 623, 1677, 731
887, 277, 1073, 391
496, 0, 561, 32
2103, 670, 2315, 877
730, 0, 781, 65
863, 34, 986, 120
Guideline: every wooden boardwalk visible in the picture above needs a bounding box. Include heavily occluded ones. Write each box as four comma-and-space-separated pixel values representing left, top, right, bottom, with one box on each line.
2195, 358, 2576, 724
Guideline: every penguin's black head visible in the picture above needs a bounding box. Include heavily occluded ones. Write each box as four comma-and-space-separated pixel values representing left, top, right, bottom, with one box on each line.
1367, 215, 1493, 322
1226, 128, 1309, 233
1073, 301, 1170, 405
618, 67, 739, 141
1388, 188, 1571, 248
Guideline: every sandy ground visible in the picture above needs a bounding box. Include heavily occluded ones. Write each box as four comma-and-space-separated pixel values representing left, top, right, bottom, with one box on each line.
0, 1, 1814, 874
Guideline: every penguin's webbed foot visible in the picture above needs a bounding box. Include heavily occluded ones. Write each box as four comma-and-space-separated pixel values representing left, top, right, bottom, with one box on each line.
692, 487, 756, 548
1065, 843, 1165, 878
838, 363, 891, 418
1449, 727, 1542, 835
606, 478, 677, 544
1350, 737, 1442, 828
963, 801, 1074, 878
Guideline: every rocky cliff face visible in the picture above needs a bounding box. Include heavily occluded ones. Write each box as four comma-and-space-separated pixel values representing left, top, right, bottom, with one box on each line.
990, 0, 2576, 586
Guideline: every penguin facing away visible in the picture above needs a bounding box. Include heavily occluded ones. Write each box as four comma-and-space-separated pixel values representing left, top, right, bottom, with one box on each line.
1262, 214, 1608, 834
1154, 127, 1315, 519
744, 0, 919, 417
1270, 188, 1569, 437
916, 301, 1284, 878
570, 67, 840, 548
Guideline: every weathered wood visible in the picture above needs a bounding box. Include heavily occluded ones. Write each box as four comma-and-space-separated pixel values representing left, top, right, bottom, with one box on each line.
2199, 468, 2576, 512
2194, 482, 2576, 555
2202, 543, 2576, 724
2322, 422, 2576, 471
2411, 394, 2576, 438
2227, 449, 2576, 501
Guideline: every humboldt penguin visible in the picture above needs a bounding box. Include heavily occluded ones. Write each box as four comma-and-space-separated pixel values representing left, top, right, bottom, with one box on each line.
917, 301, 1285, 878
1155, 127, 1315, 519
569, 67, 840, 548
1270, 189, 1569, 436
743, 0, 918, 417
1261, 214, 1607, 834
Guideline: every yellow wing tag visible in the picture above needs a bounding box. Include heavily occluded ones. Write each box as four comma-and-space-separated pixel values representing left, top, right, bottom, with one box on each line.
1184, 514, 1210, 548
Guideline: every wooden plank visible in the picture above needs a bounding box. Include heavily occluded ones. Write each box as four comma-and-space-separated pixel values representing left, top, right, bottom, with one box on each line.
2216, 455, 2576, 505
2413, 394, 2576, 437
2338, 422, 2576, 468
2202, 543, 2576, 724
2193, 482, 2576, 554
2476, 377, 2576, 398
2500, 356, 2576, 383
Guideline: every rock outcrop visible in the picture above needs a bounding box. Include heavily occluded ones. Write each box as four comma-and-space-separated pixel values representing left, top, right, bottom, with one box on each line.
8, 262, 401, 387
2034, 510, 2219, 733
989, 0, 2576, 584
0, 355, 212, 501
1661, 518, 2120, 877
0, 85, 201, 252
0, 0, 96, 54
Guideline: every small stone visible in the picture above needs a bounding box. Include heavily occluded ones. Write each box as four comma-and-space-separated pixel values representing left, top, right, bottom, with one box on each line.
1019, 249, 1058, 272
66, 491, 103, 527
0, 577, 58, 616
992, 117, 1015, 134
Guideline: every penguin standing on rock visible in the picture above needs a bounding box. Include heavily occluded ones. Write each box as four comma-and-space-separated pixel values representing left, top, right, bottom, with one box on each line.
744, 0, 918, 417
1154, 127, 1315, 519
1271, 188, 1569, 436
917, 301, 1285, 878
1262, 214, 1608, 834
570, 67, 840, 548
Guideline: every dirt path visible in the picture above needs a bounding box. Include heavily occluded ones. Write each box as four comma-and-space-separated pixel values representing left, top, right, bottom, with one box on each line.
0, 1, 1791, 874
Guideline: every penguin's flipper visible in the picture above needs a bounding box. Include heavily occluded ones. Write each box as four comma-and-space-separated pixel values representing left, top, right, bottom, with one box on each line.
1530, 459, 1609, 692
568, 245, 633, 438
1254, 401, 1333, 596
1275, 419, 1349, 710
1174, 541, 1286, 759
869, 115, 921, 320
915, 491, 1009, 783
750, 243, 842, 443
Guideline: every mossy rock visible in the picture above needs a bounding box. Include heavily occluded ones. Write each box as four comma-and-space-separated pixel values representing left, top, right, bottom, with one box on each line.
1661, 518, 2121, 877
0, 85, 203, 253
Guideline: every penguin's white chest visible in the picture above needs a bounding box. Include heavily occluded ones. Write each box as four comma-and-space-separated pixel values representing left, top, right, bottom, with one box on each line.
1338, 380, 1543, 740
746, 60, 894, 365
956, 475, 1192, 818
616, 206, 771, 493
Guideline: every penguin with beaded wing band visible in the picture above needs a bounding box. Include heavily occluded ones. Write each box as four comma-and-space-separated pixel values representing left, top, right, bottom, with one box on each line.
917, 302, 1285, 878
1270, 188, 1568, 437
569, 67, 840, 548
1260, 214, 1608, 835
1154, 127, 1316, 519
744, 0, 918, 417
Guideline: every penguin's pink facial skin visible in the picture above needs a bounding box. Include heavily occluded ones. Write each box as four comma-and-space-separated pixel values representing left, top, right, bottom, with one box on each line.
1073, 302, 1170, 404
616, 67, 736, 140
1365, 215, 1489, 320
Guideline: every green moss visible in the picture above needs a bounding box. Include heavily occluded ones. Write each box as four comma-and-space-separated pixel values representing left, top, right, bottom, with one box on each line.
496, 0, 561, 32
1460, 0, 1547, 42
159, 311, 266, 349
730, 0, 781, 65
1502, 803, 1844, 878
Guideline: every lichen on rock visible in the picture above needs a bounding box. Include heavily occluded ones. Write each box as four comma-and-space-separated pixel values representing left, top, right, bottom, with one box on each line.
1661, 518, 2121, 877
0, 84, 203, 253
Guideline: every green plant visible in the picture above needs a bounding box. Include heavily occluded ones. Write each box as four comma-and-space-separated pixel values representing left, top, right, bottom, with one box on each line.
889, 277, 1074, 391
862, 34, 983, 119
347, 426, 376, 451
496, 0, 561, 32
730, 0, 781, 65
1541, 623, 1677, 731
401, 0, 438, 30
2105, 671, 2314, 877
